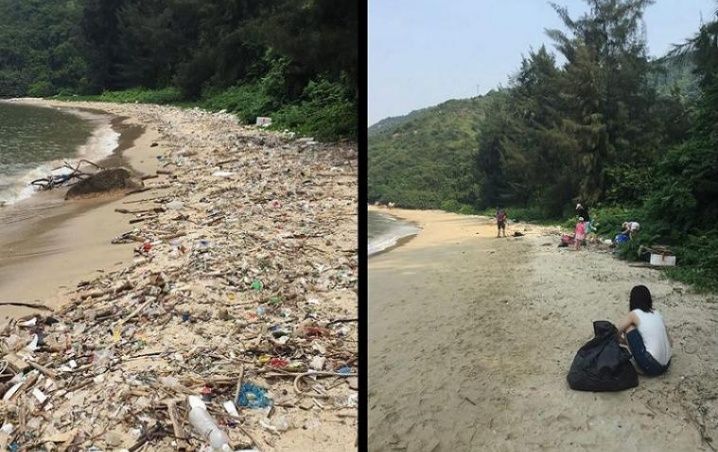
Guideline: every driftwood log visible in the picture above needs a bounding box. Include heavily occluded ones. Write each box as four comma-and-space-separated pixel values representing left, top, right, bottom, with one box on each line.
66, 168, 143, 199
28, 159, 144, 200
30, 159, 103, 190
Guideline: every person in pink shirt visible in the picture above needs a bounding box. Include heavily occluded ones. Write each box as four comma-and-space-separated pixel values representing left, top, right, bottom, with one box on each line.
574, 216, 586, 250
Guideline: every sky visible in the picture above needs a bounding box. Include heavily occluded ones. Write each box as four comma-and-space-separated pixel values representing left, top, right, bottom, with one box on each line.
368, 0, 717, 126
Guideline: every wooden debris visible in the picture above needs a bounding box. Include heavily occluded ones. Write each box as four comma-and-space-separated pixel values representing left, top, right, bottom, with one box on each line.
0, 103, 357, 450
3, 353, 30, 373
0, 302, 53, 311
29, 159, 103, 191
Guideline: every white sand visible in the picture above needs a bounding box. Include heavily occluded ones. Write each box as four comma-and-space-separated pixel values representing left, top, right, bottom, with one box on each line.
369, 207, 718, 451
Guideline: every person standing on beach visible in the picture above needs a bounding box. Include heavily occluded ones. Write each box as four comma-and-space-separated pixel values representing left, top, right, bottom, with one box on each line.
574, 217, 586, 250
575, 203, 592, 242
496, 208, 507, 238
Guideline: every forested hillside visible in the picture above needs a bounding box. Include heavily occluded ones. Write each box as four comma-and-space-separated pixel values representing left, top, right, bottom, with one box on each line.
368, 95, 495, 210
0, 0, 357, 140
368, 39, 698, 214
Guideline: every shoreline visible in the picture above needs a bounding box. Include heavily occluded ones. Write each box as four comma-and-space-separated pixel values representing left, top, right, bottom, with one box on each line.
0, 101, 122, 206
367, 205, 422, 257
0, 102, 162, 321
0, 98, 357, 451
368, 208, 718, 451
369, 233, 419, 258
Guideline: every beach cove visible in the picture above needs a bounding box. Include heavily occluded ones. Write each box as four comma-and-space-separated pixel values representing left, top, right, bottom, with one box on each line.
0, 101, 159, 320
368, 207, 718, 451
0, 99, 357, 450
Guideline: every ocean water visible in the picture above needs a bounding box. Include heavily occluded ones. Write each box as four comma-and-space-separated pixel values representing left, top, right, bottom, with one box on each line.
0, 102, 119, 205
368, 210, 419, 256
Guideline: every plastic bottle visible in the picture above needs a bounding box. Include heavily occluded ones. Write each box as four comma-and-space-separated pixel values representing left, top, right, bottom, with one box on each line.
188, 406, 232, 451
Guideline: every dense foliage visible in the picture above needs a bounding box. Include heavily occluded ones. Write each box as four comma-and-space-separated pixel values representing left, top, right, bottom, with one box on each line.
367, 97, 493, 210
474, 0, 693, 216
0, 0, 357, 141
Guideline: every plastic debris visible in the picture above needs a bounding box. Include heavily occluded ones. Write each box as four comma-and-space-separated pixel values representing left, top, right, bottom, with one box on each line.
250, 279, 263, 292
268, 357, 289, 369
255, 117, 272, 127
32, 388, 48, 404
310, 356, 326, 371
195, 239, 212, 251
18, 318, 37, 327
0, 101, 357, 451
189, 403, 232, 451
237, 383, 272, 409
223, 400, 240, 418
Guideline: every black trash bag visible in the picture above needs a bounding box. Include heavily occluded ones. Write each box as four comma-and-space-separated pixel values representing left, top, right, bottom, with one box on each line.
567, 320, 638, 391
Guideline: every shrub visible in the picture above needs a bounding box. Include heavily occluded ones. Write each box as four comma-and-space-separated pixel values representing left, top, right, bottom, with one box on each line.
27, 80, 54, 97
664, 232, 718, 292
440, 199, 462, 212
201, 53, 289, 123
643, 180, 697, 237
272, 77, 356, 141
589, 206, 646, 237
202, 83, 276, 123
96, 87, 183, 104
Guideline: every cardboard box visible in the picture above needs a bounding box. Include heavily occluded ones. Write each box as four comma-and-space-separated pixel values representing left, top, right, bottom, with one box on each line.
650, 253, 676, 267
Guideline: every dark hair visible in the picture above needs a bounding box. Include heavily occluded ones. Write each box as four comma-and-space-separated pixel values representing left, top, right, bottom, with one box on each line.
629, 285, 653, 312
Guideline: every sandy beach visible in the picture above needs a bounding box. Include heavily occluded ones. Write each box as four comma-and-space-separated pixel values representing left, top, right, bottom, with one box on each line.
368, 207, 718, 451
0, 99, 357, 450
0, 108, 160, 321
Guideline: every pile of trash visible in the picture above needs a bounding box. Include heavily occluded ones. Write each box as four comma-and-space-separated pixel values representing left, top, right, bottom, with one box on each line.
0, 102, 358, 450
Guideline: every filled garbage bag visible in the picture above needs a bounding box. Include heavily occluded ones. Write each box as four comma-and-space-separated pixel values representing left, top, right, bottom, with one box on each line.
567, 320, 638, 391
615, 233, 630, 245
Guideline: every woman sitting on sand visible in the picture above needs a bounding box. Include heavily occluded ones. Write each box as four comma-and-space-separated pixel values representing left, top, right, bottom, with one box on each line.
617, 285, 673, 376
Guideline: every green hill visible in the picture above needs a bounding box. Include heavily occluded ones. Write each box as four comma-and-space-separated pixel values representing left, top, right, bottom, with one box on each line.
368, 93, 497, 210
367, 50, 698, 212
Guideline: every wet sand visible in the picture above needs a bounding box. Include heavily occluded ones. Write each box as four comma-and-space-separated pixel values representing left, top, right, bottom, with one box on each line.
0, 107, 163, 321
369, 208, 718, 451
0, 99, 357, 451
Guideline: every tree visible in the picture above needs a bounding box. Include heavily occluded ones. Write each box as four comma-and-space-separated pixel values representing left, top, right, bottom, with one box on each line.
546, 0, 658, 203
645, 10, 718, 234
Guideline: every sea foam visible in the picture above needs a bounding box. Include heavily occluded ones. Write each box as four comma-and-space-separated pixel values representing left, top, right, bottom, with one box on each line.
0, 107, 119, 206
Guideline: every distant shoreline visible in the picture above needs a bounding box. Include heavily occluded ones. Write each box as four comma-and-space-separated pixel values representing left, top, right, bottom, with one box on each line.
368, 206, 421, 256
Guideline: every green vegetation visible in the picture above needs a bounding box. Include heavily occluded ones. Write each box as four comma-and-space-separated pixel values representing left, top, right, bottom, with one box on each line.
368, 0, 718, 290
475, 0, 687, 216
0, 0, 357, 142
368, 96, 493, 209
55, 87, 184, 105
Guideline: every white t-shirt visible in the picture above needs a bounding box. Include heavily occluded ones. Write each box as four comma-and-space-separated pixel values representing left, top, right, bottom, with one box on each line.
632, 309, 671, 366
